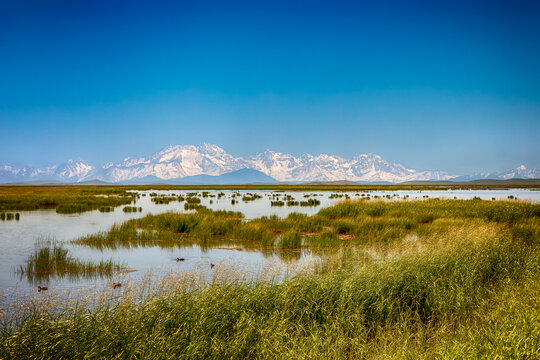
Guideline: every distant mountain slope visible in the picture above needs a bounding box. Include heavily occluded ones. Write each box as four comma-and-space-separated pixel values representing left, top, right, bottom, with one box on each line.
400, 178, 540, 186
452, 165, 540, 182
0, 144, 538, 184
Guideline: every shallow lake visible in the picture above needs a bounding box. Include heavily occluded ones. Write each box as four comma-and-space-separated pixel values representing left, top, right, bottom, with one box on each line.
1, 188, 539, 301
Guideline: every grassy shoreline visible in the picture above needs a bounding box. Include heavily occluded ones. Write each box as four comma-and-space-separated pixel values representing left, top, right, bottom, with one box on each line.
75, 199, 539, 249
0, 186, 137, 213
1, 199, 538, 358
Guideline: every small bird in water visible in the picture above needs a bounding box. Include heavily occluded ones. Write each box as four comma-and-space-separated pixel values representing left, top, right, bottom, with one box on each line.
176, 257, 185, 262
113, 283, 122, 289
37, 286, 48, 292
210, 263, 215, 269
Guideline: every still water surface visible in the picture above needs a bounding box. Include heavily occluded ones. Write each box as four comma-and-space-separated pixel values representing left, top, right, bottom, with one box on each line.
1, 189, 538, 298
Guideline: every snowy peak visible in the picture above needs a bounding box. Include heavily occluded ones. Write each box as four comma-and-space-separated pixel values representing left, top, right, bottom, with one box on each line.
0, 144, 537, 183
0, 160, 94, 183
244, 150, 446, 182
154, 143, 229, 163
55, 160, 95, 182
100, 143, 246, 182
499, 165, 539, 180
248, 150, 304, 181
453, 165, 540, 182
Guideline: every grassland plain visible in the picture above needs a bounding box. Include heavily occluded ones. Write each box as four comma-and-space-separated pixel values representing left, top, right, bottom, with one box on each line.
0, 198, 539, 359
0, 186, 137, 213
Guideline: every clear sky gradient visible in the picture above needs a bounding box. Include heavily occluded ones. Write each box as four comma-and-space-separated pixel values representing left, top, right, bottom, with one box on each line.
1, 0, 539, 174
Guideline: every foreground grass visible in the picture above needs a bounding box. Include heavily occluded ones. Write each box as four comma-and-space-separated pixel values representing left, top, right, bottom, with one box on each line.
1, 199, 538, 359
2, 224, 538, 358
17, 241, 125, 284
435, 265, 540, 358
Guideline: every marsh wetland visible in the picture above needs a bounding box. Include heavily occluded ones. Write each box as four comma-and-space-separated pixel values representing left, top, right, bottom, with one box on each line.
0, 185, 539, 358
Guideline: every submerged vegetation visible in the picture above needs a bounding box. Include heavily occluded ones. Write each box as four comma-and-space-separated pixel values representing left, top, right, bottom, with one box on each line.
16, 241, 125, 284
242, 193, 262, 202
151, 194, 184, 204
300, 198, 321, 206
1, 195, 539, 358
122, 206, 142, 213
0, 212, 20, 221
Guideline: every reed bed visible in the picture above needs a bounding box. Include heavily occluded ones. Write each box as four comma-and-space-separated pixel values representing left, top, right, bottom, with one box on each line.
16, 241, 125, 284
1, 211, 538, 359
75, 199, 539, 251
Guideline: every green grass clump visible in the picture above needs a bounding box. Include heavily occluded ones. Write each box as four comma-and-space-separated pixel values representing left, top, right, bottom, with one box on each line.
122, 206, 141, 213
300, 198, 321, 206
306, 229, 340, 247
184, 203, 206, 211
77, 208, 248, 248
277, 231, 302, 248
16, 241, 125, 284
242, 193, 262, 202
151, 195, 179, 204
270, 200, 285, 206
185, 197, 201, 204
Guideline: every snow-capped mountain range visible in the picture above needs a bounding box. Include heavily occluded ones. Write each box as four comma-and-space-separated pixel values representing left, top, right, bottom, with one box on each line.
0, 144, 538, 184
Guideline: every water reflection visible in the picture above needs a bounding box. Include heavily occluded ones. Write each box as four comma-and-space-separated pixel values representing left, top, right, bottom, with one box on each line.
1, 188, 539, 295
17, 240, 125, 285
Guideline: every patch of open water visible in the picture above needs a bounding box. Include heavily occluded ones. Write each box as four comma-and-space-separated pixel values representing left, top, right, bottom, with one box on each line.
1, 189, 538, 300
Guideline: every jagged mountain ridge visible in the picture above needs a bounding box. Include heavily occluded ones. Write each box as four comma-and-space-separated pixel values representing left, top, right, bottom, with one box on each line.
0, 144, 538, 184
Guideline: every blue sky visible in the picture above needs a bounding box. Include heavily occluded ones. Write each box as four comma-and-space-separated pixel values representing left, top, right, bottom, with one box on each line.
0, 0, 538, 174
